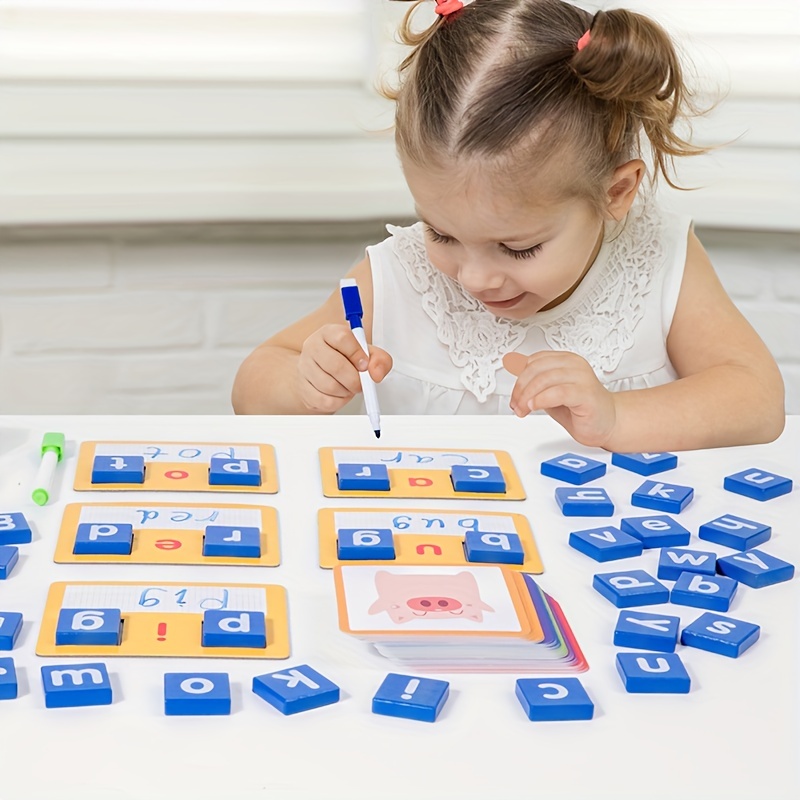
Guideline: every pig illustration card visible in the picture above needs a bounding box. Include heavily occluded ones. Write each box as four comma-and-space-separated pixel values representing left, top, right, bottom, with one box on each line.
334, 564, 533, 637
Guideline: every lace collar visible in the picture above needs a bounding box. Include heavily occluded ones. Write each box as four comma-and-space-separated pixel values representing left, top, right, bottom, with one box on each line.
387, 201, 666, 402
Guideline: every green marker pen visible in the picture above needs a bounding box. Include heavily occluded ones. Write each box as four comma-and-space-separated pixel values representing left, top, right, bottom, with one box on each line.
32, 432, 66, 506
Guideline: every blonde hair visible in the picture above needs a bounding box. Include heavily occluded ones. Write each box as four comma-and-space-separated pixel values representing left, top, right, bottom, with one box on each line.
383, 0, 711, 211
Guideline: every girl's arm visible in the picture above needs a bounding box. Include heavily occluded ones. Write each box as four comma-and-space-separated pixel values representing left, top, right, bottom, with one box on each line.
505, 230, 785, 451
231, 256, 387, 414
609, 229, 785, 450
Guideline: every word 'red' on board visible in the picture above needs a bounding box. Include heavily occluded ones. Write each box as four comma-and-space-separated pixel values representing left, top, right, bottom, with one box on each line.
54, 503, 281, 567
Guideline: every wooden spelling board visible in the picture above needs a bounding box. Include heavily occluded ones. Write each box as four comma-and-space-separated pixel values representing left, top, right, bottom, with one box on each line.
54, 502, 280, 567
319, 508, 543, 572
320, 447, 525, 500
74, 441, 278, 494
36, 581, 290, 660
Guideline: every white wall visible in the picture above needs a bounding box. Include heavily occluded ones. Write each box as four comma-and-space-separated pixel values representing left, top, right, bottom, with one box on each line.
0, 1, 797, 228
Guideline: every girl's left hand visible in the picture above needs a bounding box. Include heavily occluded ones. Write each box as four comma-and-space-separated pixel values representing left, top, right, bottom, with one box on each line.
503, 351, 618, 448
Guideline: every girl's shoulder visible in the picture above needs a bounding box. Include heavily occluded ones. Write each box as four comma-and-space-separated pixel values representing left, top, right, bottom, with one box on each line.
366, 222, 427, 277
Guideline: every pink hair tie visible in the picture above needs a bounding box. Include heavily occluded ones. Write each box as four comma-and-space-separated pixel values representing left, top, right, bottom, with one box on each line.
435, 0, 472, 17
577, 29, 592, 51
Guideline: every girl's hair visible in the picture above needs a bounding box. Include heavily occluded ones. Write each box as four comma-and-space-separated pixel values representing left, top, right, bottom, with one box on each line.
383, 0, 711, 211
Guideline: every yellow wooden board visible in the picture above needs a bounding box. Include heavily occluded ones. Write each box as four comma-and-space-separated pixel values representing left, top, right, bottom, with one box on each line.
54, 503, 280, 567
319, 508, 543, 573
74, 441, 278, 494
36, 581, 290, 659
320, 447, 525, 500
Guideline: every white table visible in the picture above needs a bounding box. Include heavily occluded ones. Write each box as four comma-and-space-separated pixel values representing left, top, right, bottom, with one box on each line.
0, 415, 797, 800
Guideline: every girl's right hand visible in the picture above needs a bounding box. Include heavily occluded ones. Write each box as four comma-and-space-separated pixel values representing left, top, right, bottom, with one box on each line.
296, 323, 393, 414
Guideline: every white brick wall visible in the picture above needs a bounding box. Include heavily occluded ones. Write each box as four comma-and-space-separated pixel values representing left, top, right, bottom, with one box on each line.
0, 224, 797, 415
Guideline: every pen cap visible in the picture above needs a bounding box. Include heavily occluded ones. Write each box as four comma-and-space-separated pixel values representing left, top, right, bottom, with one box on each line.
340, 278, 364, 326
41, 432, 66, 461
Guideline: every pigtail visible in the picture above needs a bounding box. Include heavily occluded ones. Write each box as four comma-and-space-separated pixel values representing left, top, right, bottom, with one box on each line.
382, 1, 443, 104
571, 9, 710, 190
382, 0, 489, 164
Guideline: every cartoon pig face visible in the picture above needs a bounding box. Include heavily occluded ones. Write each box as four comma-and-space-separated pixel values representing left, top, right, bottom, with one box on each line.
367, 570, 495, 624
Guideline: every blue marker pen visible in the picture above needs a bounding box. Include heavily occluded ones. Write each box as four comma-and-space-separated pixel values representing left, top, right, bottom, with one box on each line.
340, 278, 382, 438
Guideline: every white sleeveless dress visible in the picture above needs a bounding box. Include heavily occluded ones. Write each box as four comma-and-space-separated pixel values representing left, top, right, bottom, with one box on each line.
360, 200, 691, 415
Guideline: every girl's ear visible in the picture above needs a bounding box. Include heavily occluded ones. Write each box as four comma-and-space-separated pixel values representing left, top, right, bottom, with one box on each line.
605, 159, 646, 220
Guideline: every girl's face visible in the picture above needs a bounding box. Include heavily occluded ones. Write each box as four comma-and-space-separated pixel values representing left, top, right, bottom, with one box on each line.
403, 159, 606, 319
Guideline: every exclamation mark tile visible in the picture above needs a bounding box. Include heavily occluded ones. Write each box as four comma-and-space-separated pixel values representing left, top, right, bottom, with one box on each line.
157, 622, 167, 642
372, 673, 450, 723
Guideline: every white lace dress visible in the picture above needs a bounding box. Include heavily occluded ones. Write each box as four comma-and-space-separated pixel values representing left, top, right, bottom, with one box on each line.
363, 201, 691, 415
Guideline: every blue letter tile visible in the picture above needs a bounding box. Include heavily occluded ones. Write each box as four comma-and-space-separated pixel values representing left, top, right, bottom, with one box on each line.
698, 514, 771, 551
670, 572, 738, 612
73, 523, 134, 555
55, 608, 122, 646
616, 652, 690, 693
91, 455, 145, 484
372, 673, 449, 723
253, 664, 340, 715
203, 525, 261, 558
631, 481, 694, 513
202, 610, 266, 648
336, 463, 391, 491
657, 548, 717, 581
337, 528, 396, 561
613, 610, 680, 653
0, 513, 32, 545
716, 549, 795, 588
164, 673, 231, 716
41, 662, 112, 708
464, 531, 525, 565
0, 657, 17, 700
592, 570, 669, 608
515, 677, 594, 721
555, 487, 614, 516
680, 612, 760, 658
540, 453, 606, 485
724, 469, 792, 501
568, 526, 643, 562
620, 515, 691, 549
611, 452, 678, 476
208, 457, 261, 487
0, 547, 19, 580
451, 465, 506, 494
0, 612, 23, 650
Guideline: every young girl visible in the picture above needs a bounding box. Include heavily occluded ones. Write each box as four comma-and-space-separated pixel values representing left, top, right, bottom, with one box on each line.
232, 0, 785, 451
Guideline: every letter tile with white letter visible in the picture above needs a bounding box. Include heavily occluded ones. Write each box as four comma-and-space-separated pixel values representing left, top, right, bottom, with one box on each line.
592, 570, 669, 608
698, 515, 771, 550
208, 457, 262, 487
616, 652, 690, 693
680, 612, 760, 657
540, 453, 606, 485
164, 673, 231, 715
41, 662, 113, 708
253, 664, 340, 715
670, 572, 738, 612
716, 550, 795, 588
201, 610, 266, 648
515, 677, 594, 721
724, 469, 792, 501
631, 481, 694, 513
613, 610, 680, 652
